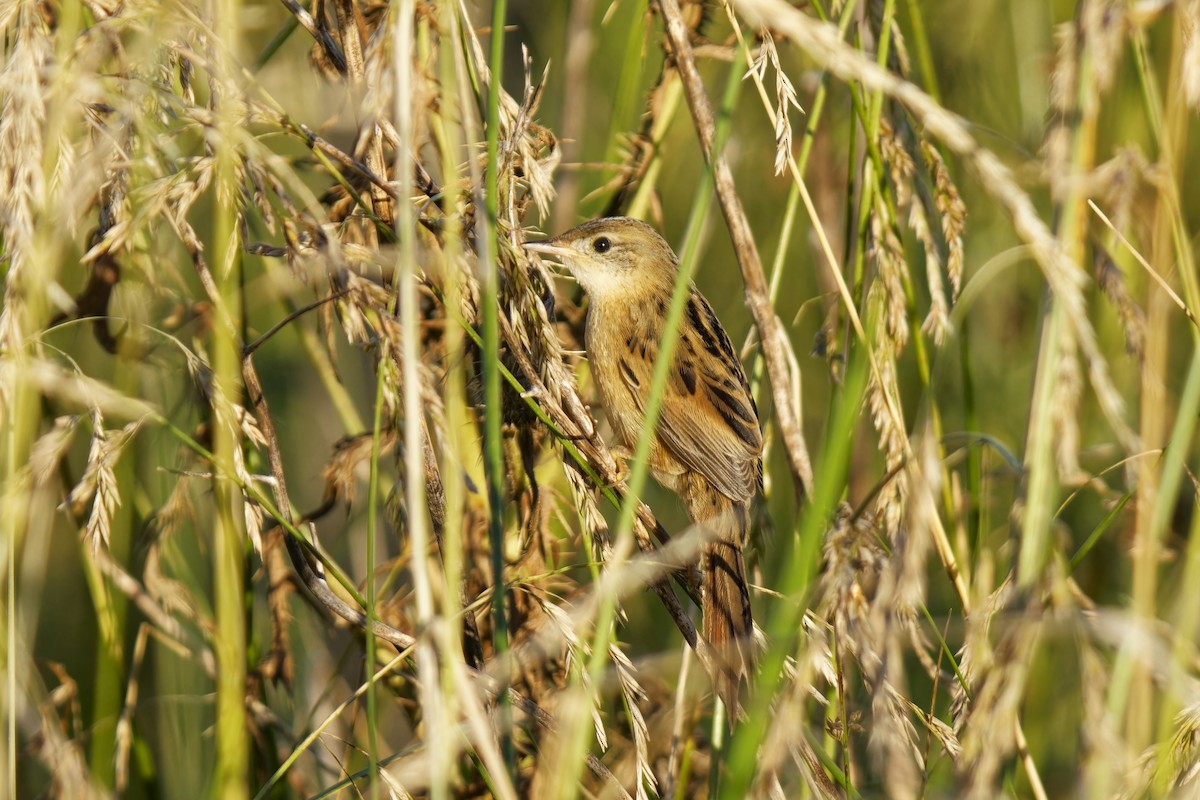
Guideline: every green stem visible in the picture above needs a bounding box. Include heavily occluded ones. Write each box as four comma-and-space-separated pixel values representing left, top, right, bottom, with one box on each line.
725, 345, 870, 797
481, 0, 515, 779
364, 360, 385, 796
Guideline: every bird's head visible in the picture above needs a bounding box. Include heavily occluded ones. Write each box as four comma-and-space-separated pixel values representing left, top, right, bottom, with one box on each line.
523, 217, 679, 300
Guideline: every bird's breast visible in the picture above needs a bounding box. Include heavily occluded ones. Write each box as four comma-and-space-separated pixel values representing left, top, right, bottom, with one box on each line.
584, 300, 647, 436
584, 296, 687, 484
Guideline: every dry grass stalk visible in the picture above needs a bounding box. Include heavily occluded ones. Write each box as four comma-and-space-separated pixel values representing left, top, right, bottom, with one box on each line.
661, 0, 816, 497
7, 0, 1200, 797
1184, 0, 1200, 109
737, 0, 1136, 453
0, 10, 50, 351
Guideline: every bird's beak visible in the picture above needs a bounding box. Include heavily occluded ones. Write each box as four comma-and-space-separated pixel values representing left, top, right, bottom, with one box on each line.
523, 239, 574, 261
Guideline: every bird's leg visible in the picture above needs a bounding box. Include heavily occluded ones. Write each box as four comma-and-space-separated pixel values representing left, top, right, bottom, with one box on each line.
606, 444, 633, 487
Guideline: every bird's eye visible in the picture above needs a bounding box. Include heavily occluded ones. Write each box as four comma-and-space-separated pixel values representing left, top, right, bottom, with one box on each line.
592, 236, 611, 254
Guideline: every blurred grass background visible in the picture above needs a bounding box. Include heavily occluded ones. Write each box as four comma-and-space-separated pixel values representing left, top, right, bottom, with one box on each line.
5, 0, 1200, 797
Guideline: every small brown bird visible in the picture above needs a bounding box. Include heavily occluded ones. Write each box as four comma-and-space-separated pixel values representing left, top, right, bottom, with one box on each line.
525, 217, 763, 707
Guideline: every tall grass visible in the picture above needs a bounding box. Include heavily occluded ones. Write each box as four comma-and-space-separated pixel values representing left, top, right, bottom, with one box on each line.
3, 0, 1200, 797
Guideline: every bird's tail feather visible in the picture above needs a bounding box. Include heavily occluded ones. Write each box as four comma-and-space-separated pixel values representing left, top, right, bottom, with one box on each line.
687, 486, 754, 715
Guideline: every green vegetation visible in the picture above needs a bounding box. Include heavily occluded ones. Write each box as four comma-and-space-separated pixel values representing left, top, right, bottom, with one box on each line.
3, 0, 1199, 797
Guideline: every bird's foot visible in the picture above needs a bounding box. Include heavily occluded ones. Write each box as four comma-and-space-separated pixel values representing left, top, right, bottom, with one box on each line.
607, 445, 633, 486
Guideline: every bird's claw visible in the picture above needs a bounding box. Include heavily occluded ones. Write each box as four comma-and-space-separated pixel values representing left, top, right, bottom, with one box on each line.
607, 445, 633, 486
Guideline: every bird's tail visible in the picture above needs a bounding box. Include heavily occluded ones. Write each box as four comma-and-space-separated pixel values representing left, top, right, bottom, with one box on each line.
686, 483, 754, 714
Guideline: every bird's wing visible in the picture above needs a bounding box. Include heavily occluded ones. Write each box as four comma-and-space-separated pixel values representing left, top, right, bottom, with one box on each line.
615, 288, 762, 502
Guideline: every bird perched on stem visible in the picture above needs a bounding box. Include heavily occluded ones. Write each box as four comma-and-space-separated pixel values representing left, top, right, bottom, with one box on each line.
525, 217, 763, 710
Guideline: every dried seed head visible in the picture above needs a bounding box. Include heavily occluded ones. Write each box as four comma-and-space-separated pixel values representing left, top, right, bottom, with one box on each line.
1093, 244, 1146, 360
818, 504, 887, 665
923, 141, 966, 300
